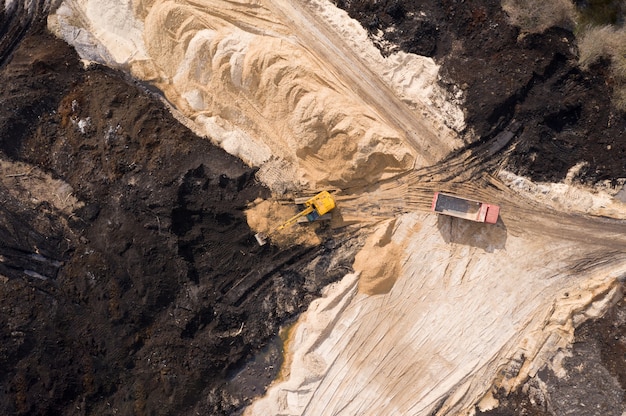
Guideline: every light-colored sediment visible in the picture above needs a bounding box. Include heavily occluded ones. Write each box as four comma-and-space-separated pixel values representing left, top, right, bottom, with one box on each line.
247, 212, 626, 415
500, 169, 626, 220
245, 199, 321, 248
353, 218, 403, 295
49, 0, 464, 192
0, 158, 83, 215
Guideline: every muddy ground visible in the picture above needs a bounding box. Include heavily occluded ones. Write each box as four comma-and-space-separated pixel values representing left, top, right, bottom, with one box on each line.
1, 1, 625, 415
0, 22, 358, 416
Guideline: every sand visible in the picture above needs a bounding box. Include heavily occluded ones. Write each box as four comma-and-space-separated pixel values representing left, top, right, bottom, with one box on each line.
500, 170, 626, 219
247, 212, 626, 415
245, 198, 321, 248
353, 218, 402, 295
48, 0, 467, 192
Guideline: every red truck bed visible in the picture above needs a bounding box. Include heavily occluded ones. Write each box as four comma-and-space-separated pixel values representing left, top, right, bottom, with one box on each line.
431, 192, 499, 224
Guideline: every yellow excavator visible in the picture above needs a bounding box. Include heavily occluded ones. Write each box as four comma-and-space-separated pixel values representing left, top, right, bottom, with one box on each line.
254, 191, 336, 246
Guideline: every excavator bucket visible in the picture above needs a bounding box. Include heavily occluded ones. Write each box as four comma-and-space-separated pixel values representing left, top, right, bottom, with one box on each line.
254, 232, 268, 246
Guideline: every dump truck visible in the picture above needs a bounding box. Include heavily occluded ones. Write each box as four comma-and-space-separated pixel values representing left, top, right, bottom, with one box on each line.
254, 191, 336, 246
431, 192, 499, 224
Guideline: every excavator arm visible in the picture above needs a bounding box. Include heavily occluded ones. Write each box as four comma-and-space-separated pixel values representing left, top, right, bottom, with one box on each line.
254, 205, 315, 246
275, 206, 315, 232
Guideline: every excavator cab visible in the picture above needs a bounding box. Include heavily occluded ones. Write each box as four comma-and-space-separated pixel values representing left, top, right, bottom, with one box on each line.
305, 191, 335, 216
254, 191, 335, 246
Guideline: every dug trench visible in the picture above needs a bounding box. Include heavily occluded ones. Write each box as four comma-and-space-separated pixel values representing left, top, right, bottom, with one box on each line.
0, 26, 358, 415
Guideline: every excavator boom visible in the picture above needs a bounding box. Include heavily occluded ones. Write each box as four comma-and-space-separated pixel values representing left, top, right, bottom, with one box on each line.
275, 206, 315, 232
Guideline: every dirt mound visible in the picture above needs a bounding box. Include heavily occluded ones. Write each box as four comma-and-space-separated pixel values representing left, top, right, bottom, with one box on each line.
245, 200, 323, 248
354, 219, 402, 295
49, 0, 417, 190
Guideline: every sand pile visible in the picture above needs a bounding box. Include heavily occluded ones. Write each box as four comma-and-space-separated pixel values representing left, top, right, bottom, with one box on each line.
48, 0, 462, 191
500, 170, 626, 219
48, 0, 471, 192
247, 212, 626, 415
353, 218, 402, 295
298, 0, 466, 134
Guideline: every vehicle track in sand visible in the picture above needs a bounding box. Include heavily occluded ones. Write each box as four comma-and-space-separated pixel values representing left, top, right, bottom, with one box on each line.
270, 0, 459, 168
269, 0, 626, 252
329, 130, 626, 249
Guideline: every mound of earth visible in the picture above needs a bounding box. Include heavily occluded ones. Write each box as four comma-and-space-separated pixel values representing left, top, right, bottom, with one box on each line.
48, 0, 418, 190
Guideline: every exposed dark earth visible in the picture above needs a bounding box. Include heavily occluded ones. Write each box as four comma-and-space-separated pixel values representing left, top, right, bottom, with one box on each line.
338, 0, 626, 185
1, 1, 625, 415
0, 20, 357, 416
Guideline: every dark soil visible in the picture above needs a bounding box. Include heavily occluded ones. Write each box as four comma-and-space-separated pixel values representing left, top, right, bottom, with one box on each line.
480, 297, 626, 415
335, 0, 626, 185
0, 22, 357, 416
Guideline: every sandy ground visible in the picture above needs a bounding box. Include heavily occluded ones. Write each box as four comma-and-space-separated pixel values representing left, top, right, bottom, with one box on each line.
0, 0, 617, 414
48, 0, 467, 192
248, 206, 626, 414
